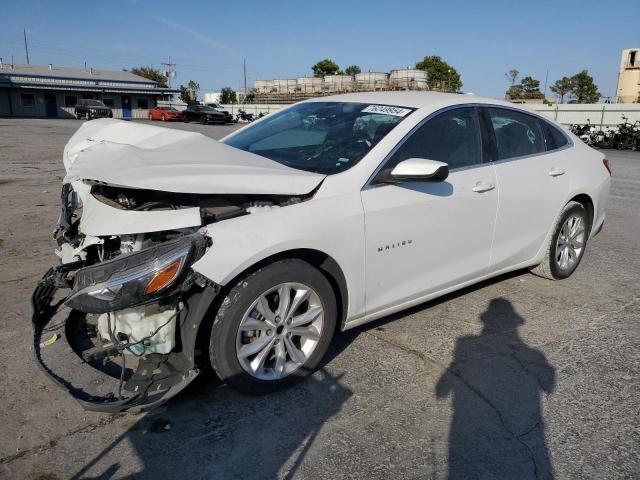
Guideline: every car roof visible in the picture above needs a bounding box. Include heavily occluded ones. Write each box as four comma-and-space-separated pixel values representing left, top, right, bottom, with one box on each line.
303, 91, 539, 115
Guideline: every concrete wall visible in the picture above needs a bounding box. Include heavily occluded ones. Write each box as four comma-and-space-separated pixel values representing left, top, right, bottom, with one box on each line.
0, 88, 158, 119
532, 103, 640, 128
213, 102, 640, 129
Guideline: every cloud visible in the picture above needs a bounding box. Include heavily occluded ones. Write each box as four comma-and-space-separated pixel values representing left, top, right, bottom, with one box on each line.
146, 15, 240, 56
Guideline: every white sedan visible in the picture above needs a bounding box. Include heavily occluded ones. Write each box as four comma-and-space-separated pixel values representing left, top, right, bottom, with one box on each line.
33, 92, 610, 411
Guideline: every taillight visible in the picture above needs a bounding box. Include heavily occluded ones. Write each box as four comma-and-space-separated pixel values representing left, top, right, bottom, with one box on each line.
603, 158, 612, 176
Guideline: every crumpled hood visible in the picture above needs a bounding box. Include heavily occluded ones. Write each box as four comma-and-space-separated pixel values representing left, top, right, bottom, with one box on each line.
63, 119, 325, 195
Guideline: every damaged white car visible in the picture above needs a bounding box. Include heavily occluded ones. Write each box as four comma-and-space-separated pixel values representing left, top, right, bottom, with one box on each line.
33, 93, 610, 412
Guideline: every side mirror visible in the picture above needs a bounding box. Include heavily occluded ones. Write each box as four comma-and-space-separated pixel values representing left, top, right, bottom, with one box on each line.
388, 158, 449, 183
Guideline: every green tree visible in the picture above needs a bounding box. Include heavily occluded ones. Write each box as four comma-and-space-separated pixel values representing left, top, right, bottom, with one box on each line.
506, 84, 525, 100
219, 87, 237, 104
130, 66, 168, 88
550, 76, 572, 103
505, 69, 519, 86
505, 75, 544, 100
178, 80, 200, 103
312, 59, 340, 77
415, 56, 462, 92
569, 70, 601, 103
344, 65, 361, 77
520, 76, 544, 99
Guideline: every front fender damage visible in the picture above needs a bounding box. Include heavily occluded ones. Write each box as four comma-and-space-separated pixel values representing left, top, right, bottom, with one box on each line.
32, 266, 218, 413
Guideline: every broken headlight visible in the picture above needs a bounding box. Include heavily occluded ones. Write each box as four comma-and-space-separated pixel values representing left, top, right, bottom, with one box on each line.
65, 234, 206, 313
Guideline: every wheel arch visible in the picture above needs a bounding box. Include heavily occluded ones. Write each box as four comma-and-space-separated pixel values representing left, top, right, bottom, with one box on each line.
193, 248, 349, 369
568, 193, 594, 236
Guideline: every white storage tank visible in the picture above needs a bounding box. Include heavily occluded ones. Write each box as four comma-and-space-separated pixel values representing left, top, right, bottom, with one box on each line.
253, 79, 274, 93
323, 74, 354, 92
389, 69, 428, 90
355, 72, 389, 90
273, 79, 297, 93
296, 76, 323, 93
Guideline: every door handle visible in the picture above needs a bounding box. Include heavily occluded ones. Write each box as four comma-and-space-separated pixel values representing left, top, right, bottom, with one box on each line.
472, 182, 495, 193
549, 167, 566, 177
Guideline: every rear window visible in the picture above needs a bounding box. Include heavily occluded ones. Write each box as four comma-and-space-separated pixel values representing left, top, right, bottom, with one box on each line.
488, 108, 546, 160
541, 121, 570, 151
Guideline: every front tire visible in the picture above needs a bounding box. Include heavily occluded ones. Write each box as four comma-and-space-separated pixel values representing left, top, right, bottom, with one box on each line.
530, 201, 589, 280
209, 259, 337, 394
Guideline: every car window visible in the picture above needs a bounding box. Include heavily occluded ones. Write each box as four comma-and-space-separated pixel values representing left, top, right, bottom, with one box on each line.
489, 108, 545, 160
385, 107, 482, 172
541, 121, 569, 151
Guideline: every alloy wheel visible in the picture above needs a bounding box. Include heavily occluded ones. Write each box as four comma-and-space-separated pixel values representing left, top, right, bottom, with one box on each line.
555, 214, 585, 271
235, 282, 324, 381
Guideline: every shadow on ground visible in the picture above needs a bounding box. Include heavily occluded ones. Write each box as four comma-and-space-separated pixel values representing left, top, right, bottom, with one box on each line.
70, 274, 556, 480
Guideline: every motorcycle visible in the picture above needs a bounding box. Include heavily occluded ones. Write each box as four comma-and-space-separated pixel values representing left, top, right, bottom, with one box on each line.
233, 109, 255, 123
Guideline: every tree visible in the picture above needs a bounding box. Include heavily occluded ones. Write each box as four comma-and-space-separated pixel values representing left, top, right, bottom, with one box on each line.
506, 84, 525, 100
505, 75, 544, 100
550, 76, 572, 103
130, 66, 168, 88
520, 76, 544, 99
415, 56, 462, 92
219, 87, 237, 104
312, 59, 340, 77
178, 80, 200, 103
569, 70, 601, 103
344, 65, 361, 77
505, 69, 519, 86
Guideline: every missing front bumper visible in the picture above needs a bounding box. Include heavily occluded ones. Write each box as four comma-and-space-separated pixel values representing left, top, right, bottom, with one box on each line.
32, 267, 217, 413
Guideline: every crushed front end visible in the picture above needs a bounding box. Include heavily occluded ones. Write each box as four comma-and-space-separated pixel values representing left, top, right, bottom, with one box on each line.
32, 224, 218, 413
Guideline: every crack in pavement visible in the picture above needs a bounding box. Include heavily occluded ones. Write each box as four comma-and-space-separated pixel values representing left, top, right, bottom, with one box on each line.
0, 413, 127, 466
365, 330, 544, 479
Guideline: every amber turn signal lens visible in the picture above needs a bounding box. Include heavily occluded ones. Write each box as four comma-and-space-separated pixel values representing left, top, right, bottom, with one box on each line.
145, 259, 182, 294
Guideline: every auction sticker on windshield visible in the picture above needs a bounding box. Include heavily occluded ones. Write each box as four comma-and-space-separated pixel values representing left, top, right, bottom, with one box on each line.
362, 105, 412, 117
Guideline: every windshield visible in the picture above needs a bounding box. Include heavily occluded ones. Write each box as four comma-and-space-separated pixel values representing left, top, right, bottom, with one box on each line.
85, 100, 106, 107
224, 102, 413, 174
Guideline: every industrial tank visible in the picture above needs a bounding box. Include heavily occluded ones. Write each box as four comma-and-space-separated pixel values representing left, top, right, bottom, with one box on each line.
323, 74, 354, 92
296, 76, 323, 93
389, 69, 428, 90
253, 79, 274, 93
355, 72, 389, 91
273, 79, 297, 93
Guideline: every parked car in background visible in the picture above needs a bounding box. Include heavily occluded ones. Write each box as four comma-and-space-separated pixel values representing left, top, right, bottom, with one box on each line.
148, 106, 183, 121
183, 103, 232, 124
74, 99, 112, 120
33, 92, 610, 412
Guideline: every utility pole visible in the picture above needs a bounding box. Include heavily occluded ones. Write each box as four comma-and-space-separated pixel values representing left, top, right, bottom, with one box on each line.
23, 28, 30, 65
243, 58, 247, 101
161, 55, 176, 88
543, 69, 549, 99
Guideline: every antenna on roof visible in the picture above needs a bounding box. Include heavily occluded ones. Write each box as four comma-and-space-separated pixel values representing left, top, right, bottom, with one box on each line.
23, 28, 30, 65
162, 55, 176, 88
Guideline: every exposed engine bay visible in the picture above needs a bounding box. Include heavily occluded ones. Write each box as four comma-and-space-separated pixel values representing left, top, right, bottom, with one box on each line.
33, 180, 311, 412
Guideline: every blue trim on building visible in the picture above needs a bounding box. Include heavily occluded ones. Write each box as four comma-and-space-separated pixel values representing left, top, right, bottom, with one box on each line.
0, 71, 155, 85
0, 79, 179, 95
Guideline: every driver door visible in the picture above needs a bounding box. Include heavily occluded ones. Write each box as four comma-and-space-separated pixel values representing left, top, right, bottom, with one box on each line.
361, 107, 498, 315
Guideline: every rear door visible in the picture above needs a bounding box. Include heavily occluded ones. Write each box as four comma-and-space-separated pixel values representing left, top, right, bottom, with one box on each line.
485, 107, 571, 270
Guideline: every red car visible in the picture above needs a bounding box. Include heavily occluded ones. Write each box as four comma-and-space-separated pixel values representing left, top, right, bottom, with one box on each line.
148, 106, 183, 121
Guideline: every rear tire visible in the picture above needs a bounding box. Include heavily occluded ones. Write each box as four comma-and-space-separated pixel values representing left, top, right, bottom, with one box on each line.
530, 201, 589, 280
209, 259, 337, 394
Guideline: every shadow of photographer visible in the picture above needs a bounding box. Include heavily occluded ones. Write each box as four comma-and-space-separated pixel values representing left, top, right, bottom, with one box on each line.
436, 298, 556, 479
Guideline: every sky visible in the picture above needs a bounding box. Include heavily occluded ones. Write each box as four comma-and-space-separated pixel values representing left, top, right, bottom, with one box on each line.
0, 0, 637, 100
